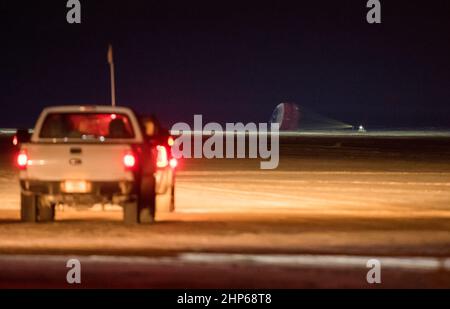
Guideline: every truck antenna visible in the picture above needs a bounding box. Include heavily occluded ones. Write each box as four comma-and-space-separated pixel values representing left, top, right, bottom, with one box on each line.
107, 44, 116, 107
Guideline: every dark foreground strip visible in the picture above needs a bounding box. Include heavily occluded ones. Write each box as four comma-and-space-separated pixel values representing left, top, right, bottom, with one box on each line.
0, 290, 449, 307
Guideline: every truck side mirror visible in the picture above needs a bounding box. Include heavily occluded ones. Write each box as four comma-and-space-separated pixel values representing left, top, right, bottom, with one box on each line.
13, 129, 31, 146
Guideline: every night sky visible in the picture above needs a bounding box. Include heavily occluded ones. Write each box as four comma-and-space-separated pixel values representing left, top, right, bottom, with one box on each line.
1, 1, 449, 129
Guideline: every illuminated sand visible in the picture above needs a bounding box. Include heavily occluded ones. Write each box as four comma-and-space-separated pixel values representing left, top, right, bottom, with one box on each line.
0, 136, 449, 257
0, 136, 449, 287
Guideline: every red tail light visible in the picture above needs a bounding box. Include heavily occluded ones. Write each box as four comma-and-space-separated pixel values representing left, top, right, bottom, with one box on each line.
17, 150, 28, 169
123, 151, 136, 169
156, 145, 168, 168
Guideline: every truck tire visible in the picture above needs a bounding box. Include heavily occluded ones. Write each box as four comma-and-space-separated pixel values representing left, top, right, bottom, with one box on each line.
38, 203, 55, 222
139, 176, 156, 224
123, 200, 139, 224
21, 193, 37, 222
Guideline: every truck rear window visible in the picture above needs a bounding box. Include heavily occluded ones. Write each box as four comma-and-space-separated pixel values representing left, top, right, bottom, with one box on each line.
39, 113, 135, 139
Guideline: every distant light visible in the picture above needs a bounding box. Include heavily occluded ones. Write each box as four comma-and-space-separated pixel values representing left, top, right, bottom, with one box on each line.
111, 114, 117, 120
12, 135, 18, 146
99, 136, 105, 142
169, 158, 178, 169
168, 136, 175, 146
358, 125, 366, 132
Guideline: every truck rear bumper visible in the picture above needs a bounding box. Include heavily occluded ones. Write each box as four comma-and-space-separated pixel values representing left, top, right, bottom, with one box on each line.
20, 180, 135, 196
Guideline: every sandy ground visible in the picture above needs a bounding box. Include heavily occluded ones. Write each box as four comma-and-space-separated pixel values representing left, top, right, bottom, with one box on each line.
0, 136, 449, 287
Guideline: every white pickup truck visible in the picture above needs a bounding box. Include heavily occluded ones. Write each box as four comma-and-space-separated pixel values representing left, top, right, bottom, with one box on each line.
15, 105, 176, 224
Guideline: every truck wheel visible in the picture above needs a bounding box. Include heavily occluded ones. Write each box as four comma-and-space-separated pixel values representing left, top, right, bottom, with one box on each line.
21, 193, 37, 222
123, 200, 139, 224
138, 176, 156, 224
38, 203, 55, 222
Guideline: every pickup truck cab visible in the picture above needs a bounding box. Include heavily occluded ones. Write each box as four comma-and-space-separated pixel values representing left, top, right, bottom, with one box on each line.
16, 105, 175, 224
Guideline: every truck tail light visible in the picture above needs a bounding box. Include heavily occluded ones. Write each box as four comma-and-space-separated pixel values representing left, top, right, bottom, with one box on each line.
17, 150, 28, 169
123, 151, 136, 170
156, 145, 168, 168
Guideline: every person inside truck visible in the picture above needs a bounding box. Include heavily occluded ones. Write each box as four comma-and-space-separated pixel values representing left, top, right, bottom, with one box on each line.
108, 118, 128, 138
